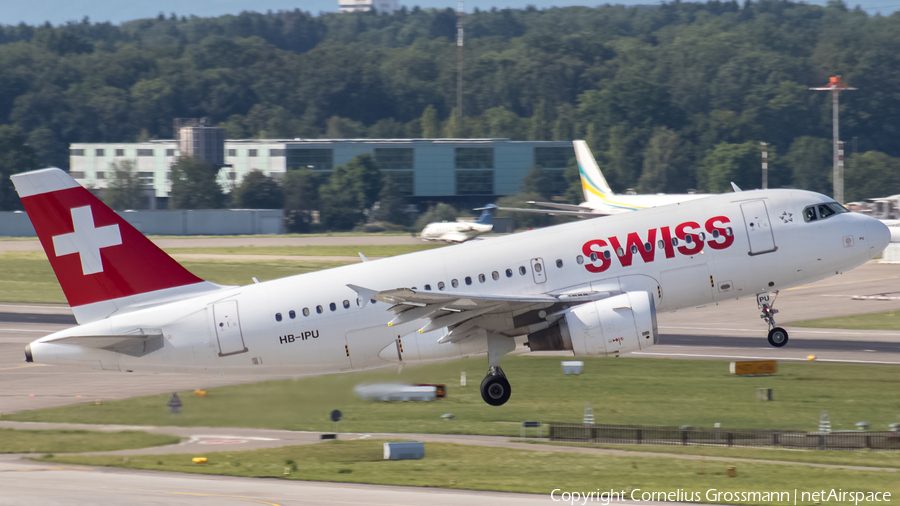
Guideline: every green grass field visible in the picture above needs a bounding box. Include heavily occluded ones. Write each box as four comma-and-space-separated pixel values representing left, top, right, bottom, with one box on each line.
163, 244, 442, 257
39, 439, 900, 502
518, 440, 900, 469
790, 311, 900, 331
7, 357, 900, 435
0, 251, 350, 303
0, 428, 179, 453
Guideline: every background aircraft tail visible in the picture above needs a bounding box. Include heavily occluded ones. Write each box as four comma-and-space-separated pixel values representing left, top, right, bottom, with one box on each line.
12, 168, 224, 324
473, 204, 497, 225
573, 140, 615, 205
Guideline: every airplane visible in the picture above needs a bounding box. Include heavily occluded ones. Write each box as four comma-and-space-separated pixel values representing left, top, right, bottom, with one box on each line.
419, 204, 496, 243
497, 140, 714, 218
12, 168, 890, 406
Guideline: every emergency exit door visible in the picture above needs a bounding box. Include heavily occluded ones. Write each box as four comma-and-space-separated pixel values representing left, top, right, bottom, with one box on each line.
531, 258, 547, 284
213, 300, 248, 357
741, 200, 777, 256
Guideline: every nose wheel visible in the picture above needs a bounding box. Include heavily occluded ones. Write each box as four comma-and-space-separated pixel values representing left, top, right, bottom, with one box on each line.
480, 366, 511, 406
758, 291, 789, 347
767, 327, 789, 347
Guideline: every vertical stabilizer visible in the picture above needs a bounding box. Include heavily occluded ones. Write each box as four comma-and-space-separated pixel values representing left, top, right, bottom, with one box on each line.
474, 204, 497, 225
12, 168, 225, 323
573, 140, 615, 204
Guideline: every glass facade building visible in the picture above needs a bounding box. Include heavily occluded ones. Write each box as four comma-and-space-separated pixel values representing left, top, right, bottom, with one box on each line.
68, 138, 575, 203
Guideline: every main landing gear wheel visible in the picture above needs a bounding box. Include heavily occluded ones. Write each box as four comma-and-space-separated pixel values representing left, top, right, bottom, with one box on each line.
767, 327, 789, 347
480, 368, 511, 406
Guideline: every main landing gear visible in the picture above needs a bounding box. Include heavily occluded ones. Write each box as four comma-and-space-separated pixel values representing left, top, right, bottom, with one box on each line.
480, 332, 516, 406
481, 366, 511, 406
758, 291, 789, 347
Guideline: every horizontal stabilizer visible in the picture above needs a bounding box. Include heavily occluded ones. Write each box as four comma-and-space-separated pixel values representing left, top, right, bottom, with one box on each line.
48, 331, 164, 357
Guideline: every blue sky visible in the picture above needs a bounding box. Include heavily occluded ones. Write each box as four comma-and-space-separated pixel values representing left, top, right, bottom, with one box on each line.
4, 0, 898, 26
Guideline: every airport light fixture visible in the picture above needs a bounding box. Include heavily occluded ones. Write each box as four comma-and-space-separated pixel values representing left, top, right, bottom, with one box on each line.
810, 76, 856, 204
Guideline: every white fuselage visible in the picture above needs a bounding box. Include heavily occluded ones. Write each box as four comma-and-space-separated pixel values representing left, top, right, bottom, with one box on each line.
31, 190, 888, 376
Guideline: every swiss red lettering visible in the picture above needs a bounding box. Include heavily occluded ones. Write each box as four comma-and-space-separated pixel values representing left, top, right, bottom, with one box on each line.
581, 215, 733, 273
609, 230, 657, 267
675, 221, 703, 255
582, 239, 611, 273
704, 216, 734, 250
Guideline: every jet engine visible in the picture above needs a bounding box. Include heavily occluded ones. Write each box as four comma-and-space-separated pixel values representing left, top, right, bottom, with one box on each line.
526, 291, 657, 356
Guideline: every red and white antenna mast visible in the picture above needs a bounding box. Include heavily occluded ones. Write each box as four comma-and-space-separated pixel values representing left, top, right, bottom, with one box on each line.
810, 76, 856, 204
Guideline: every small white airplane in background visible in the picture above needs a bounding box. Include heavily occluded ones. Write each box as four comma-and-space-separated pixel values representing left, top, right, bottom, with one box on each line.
845, 196, 900, 243
419, 204, 496, 243
498, 140, 713, 218
13, 168, 889, 406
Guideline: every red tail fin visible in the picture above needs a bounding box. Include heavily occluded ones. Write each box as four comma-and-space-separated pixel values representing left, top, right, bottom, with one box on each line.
12, 168, 222, 323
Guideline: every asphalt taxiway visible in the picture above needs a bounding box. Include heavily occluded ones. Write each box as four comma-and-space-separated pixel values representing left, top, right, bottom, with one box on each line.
0, 456, 552, 506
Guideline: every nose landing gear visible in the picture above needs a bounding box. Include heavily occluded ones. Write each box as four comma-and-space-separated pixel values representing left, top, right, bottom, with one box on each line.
758, 292, 789, 347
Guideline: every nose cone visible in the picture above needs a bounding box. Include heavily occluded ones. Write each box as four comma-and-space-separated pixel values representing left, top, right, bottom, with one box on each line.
867, 219, 891, 256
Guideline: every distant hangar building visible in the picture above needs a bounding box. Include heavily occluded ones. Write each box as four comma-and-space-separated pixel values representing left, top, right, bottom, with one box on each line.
338, 0, 398, 14
68, 138, 576, 208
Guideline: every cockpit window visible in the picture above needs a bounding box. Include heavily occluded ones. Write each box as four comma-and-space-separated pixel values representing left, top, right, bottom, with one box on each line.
818, 204, 836, 219
804, 202, 848, 223
803, 206, 817, 222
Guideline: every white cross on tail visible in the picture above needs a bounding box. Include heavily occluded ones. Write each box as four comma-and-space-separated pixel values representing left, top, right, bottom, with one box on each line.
52, 206, 122, 275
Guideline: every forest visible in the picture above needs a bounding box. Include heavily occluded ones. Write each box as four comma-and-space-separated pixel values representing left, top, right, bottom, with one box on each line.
2, 0, 900, 216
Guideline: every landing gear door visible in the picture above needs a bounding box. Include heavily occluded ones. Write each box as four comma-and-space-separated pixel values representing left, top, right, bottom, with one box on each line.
213, 300, 248, 357
741, 200, 777, 256
530, 258, 547, 284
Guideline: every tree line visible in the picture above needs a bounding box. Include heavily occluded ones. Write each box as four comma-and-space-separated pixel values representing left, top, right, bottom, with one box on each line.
3, 1, 900, 215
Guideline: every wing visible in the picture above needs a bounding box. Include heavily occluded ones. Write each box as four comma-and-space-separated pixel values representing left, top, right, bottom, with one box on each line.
493, 203, 608, 218
348, 284, 613, 344
526, 201, 594, 212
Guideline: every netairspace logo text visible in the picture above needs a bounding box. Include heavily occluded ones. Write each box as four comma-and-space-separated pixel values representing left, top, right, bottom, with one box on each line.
550, 488, 892, 505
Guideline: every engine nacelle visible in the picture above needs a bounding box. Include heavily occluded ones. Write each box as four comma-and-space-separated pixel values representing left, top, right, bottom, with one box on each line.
527, 291, 658, 356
